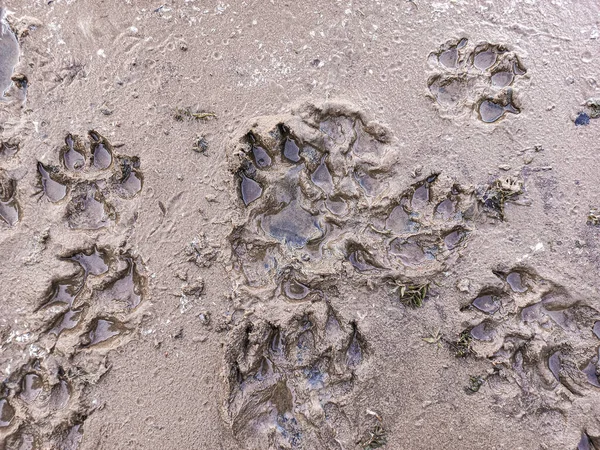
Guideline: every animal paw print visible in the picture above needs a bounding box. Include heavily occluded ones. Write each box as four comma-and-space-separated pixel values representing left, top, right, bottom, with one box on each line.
36, 246, 146, 350
0, 247, 147, 445
222, 301, 366, 449
0, 359, 86, 450
37, 131, 143, 230
427, 38, 528, 122
228, 103, 478, 297
0, 168, 19, 226
463, 268, 600, 406
0, 140, 21, 227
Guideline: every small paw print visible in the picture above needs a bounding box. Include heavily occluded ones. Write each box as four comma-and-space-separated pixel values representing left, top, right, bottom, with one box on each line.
37, 131, 143, 230
427, 38, 528, 122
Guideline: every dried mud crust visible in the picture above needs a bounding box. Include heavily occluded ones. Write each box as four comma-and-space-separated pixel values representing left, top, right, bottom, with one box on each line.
223, 302, 366, 449
220, 102, 520, 448
0, 247, 147, 448
462, 267, 600, 413
427, 38, 528, 123
36, 131, 143, 230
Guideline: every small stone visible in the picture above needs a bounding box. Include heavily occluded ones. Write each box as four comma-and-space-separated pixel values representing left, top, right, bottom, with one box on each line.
183, 277, 204, 297
198, 311, 211, 325
457, 278, 470, 293
193, 136, 209, 153
411, 165, 423, 178
498, 164, 511, 171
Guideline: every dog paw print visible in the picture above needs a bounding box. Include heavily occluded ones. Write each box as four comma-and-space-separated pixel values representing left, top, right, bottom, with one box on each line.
427, 38, 528, 123
36, 246, 146, 350
0, 140, 21, 227
0, 359, 87, 450
222, 301, 366, 449
228, 103, 478, 299
462, 268, 600, 405
0, 246, 147, 445
37, 131, 143, 230
0, 169, 19, 226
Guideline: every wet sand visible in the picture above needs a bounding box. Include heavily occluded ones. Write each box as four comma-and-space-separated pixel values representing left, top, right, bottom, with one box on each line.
1, 0, 600, 449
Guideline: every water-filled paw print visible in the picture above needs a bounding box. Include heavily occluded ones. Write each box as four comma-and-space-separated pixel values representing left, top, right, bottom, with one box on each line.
223, 103, 538, 446
427, 38, 528, 123
228, 103, 478, 299
0, 247, 147, 446
36, 246, 146, 349
37, 131, 143, 230
222, 301, 366, 449
461, 267, 600, 408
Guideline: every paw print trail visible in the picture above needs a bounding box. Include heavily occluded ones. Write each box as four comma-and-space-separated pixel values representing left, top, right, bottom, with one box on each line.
221, 102, 483, 448
0, 247, 148, 447
462, 267, 600, 408
1, 130, 147, 448
227, 103, 480, 298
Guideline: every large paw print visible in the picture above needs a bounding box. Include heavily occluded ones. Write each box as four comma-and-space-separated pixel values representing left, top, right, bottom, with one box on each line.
222, 103, 534, 445
37, 131, 143, 230
0, 247, 147, 446
228, 103, 478, 297
463, 267, 600, 405
222, 301, 366, 449
427, 38, 528, 122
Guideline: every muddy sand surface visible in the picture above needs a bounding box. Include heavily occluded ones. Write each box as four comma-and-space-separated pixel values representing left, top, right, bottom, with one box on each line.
1, 0, 600, 449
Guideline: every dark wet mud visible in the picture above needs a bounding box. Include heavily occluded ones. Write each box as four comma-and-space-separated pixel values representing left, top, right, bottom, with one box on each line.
0, 9, 19, 97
